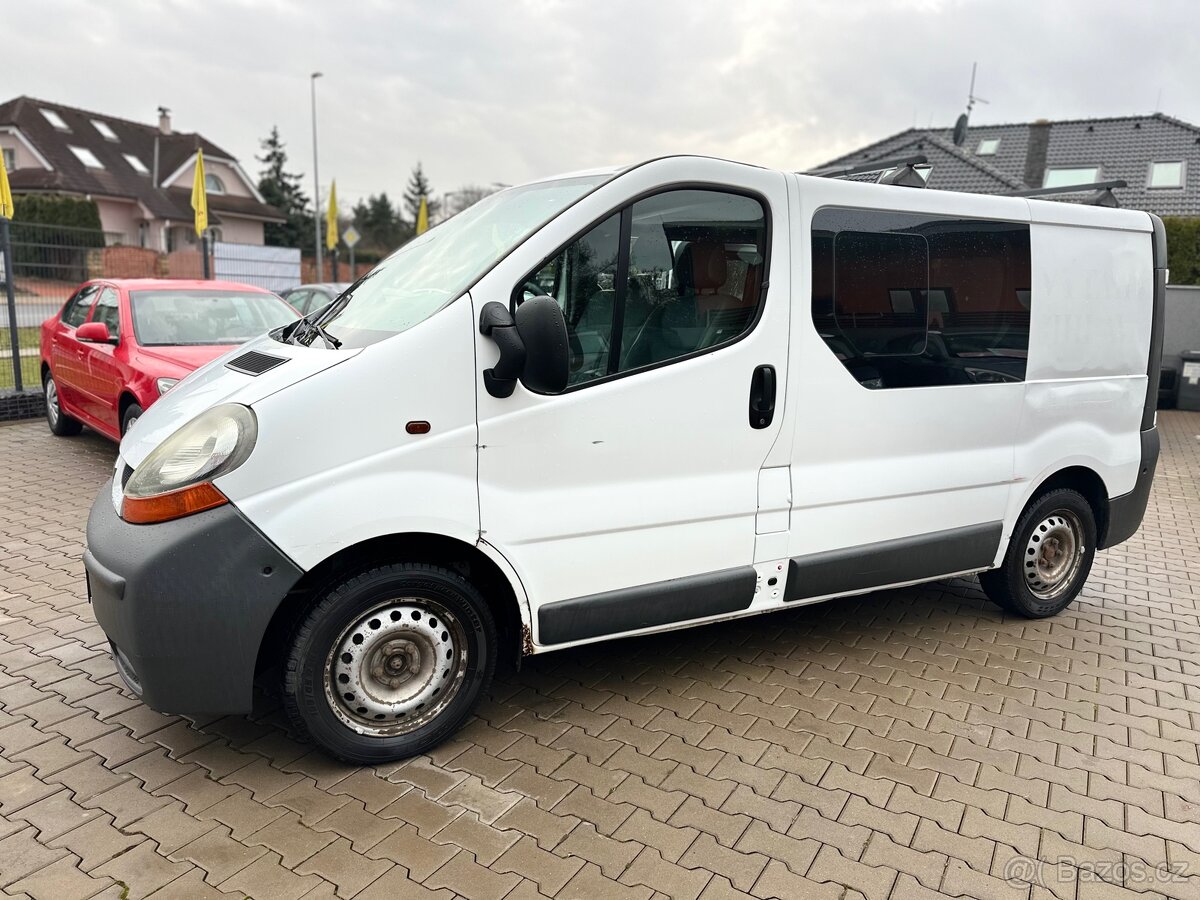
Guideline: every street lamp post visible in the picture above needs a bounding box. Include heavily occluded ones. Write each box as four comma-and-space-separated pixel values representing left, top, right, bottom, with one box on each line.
311, 71, 323, 281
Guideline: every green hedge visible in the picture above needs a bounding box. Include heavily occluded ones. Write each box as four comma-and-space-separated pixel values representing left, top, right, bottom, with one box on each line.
12, 193, 103, 230
1163, 217, 1200, 286
7, 195, 105, 281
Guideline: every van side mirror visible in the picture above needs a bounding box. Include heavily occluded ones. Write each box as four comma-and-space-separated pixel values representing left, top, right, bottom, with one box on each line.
479, 298, 569, 398
76, 322, 115, 344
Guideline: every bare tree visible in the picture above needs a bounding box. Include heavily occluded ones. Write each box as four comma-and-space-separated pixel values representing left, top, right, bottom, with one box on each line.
438, 183, 507, 223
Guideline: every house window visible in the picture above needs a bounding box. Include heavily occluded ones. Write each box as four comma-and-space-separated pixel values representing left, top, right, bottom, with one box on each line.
91, 119, 119, 142
40, 108, 70, 131
2, 148, 14, 172
68, 146, 105, 169
1148, 161, 1185, 189
1043, 166, 1100, 188
205, 174, 226, 194
123, 153, 150, 175
976, 138, 1000, 156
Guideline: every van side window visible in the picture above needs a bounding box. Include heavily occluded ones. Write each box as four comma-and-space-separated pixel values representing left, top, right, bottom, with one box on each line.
812, 209, 1031, 389
518, 190, 768, 388
523, 214, 622, 386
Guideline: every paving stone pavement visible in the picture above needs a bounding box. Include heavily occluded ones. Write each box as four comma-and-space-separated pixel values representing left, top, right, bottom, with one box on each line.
1, 412, 1199, 899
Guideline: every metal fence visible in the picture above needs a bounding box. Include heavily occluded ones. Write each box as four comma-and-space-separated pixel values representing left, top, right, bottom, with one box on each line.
0, 222, 373, 397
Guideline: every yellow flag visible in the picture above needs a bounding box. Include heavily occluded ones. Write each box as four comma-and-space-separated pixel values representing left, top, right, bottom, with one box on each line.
190, 149, 208, 237
0, 146, 13, 220
416, 195, 429, 235
325, 179, 338, 251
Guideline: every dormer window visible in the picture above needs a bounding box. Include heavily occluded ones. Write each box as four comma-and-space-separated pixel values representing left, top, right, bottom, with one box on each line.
976, 138, 1000, 156
69, 146, 105, 169
40, 108, 70, 131
1148, 161, 1185, 189
92, 119, 119, 142
1043, 166, 1100, 188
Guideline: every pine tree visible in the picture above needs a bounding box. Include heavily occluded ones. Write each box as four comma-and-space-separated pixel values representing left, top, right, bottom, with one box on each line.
257, 127, 312, 251
403, 163, 439, 223
351, 192, 412, 253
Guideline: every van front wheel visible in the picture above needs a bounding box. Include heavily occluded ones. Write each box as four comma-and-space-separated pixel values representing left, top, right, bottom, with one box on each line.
283, 563, 496, 763
979, 488, 1096, 618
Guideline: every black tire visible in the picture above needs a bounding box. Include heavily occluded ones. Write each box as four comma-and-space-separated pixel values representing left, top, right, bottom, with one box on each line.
283, 563, 496, 763
121, 403, 144, 436
43, 370, 82, 436
980, 488, 1097, 618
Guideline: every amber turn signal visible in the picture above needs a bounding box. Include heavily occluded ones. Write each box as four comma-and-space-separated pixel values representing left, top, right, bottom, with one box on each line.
122, 482, 228, 524
406, 421, 431, 434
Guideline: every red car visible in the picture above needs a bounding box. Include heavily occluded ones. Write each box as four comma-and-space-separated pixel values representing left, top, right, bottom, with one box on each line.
40, 278, 299, 441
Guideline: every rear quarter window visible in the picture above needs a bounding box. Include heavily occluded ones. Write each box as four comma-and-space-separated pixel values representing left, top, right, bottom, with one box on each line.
811, 208, 1031, 389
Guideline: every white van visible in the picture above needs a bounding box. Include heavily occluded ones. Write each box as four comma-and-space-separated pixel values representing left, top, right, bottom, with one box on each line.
84, 156, 1165, 762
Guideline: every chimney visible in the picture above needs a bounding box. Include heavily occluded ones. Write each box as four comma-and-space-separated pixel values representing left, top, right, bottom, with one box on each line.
1023, 119, 1052, 189
157, 106, 172, 135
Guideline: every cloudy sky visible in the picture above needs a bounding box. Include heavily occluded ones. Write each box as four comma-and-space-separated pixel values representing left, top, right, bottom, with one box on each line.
8, 0, 1200, 209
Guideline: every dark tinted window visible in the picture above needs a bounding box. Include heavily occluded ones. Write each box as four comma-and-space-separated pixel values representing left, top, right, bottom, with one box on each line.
812, 208, 1031, 389
62, 284, 100, 328
520, 189, 768, 388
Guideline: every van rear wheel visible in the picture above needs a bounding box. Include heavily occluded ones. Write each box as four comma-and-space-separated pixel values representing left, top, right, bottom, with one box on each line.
283, 563, 496, 763
979, 488, 1096, 618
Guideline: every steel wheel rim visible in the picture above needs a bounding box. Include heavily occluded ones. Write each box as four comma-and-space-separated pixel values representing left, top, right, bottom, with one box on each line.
323, 598, 468, 736
45, 379, 59, 426
1024, 509, 1084, 600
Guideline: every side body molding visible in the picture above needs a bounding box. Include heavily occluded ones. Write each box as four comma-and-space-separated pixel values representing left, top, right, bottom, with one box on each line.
538, 567, 757, 645
785, 522, 1004, 602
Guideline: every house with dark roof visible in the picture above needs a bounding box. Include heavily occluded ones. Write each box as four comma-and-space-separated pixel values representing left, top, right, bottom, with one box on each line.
0, 96, 284, 250
816, 113, 1200, 217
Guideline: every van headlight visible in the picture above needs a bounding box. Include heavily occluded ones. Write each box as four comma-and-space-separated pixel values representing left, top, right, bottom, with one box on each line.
122, 404, 257, 524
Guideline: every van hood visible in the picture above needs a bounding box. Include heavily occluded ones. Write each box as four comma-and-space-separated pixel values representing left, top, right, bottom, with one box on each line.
120, 334, 359, 469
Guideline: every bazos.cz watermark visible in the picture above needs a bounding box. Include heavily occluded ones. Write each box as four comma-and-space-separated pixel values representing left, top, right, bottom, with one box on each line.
1003, 854, 1190, 887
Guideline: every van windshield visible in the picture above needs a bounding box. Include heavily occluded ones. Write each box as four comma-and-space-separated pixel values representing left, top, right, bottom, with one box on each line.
311, 174, 610, 348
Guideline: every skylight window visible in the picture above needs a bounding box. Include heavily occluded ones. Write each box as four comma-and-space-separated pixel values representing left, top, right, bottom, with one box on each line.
1043, 166, 1100, 188
92, 119, 118, 141
40, 108, 69, 131
1149, 161, 1185, 189
123, 153, 149, 175
976, 138, 1000, 156
69, 146, 105, 169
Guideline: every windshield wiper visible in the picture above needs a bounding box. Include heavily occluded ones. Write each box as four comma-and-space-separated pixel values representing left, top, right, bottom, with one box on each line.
288, 315, 342, 349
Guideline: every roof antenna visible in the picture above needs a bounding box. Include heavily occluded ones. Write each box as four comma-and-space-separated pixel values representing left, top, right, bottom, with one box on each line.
952, 62, 988, 146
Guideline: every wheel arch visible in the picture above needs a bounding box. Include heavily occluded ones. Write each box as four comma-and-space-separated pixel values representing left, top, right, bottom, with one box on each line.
1020, 465, 1110, 547
118, 391, 140, 423
256, 532, 529, 682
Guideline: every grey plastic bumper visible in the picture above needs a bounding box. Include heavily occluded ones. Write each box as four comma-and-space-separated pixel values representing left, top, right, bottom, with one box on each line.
85, 481, 303, 714
1101, 427, 1160, 549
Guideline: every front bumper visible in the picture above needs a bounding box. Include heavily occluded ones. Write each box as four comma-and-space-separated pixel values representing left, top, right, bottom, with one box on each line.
85, 481, 304, 714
